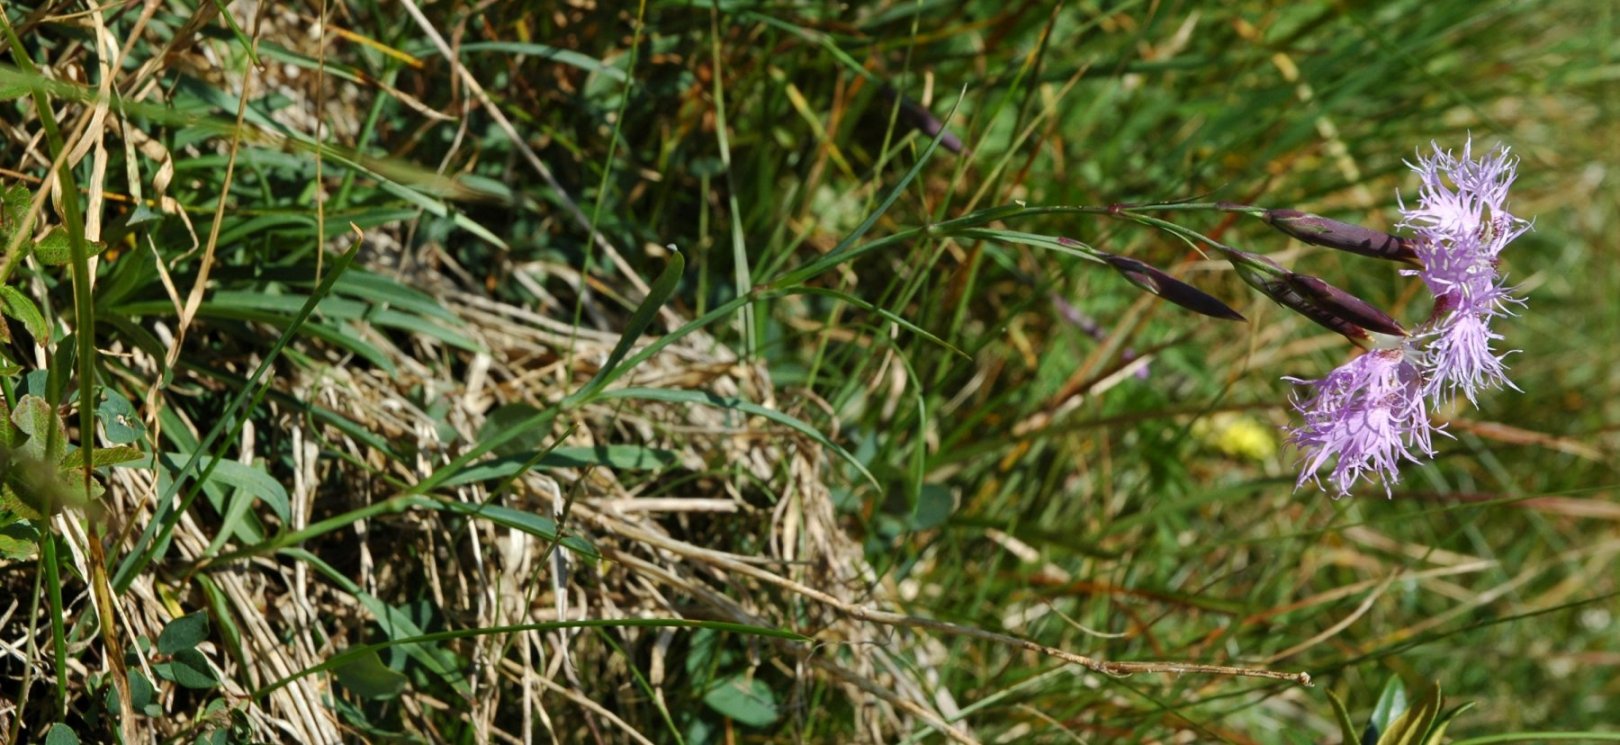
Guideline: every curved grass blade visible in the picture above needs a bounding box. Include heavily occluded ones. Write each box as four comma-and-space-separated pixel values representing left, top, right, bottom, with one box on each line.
565, 249, 685, 406
598, 387, 879, 490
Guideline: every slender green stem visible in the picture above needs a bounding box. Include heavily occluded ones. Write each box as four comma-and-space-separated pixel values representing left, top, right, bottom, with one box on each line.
39, 530, 68, 718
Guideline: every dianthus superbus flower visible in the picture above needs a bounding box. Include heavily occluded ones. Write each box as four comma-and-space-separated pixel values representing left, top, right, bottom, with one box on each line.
1286, 138, 1530, 496
1399, 138, 1531, 404
1286, 345, 1437, 498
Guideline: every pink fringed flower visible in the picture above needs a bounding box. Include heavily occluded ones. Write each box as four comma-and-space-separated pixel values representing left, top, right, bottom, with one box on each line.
1399, 139, 1532, 403
1286, 345, 1438, 497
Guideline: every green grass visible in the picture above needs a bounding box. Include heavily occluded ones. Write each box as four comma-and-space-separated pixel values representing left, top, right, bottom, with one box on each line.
1, 1, 1616, 743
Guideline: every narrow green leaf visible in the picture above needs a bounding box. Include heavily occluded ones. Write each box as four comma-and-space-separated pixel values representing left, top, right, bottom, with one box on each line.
443, 446, 678, 486
352, 592, 469, 696
114, 243, 362, 594
156, 453, 291, 523
253, 618, 807, 702
439, 41, 629, 83
429, 499, 600, 560
331, 270, 461, 323
567, 249, 685, 405
1328, 689, 1363, 745
1424, 701, 1475, 745
599, 387, 878, 490
769, 90, 963, 288
785, 286, 966, 357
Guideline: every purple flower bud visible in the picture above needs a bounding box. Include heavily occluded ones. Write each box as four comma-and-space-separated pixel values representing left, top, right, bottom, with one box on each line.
1102, 255, 1245, 321
1284, 273, 1407, 337
1229, 253, 1370, 341
878, 85, 964, 154
1264, 209, 1418, 264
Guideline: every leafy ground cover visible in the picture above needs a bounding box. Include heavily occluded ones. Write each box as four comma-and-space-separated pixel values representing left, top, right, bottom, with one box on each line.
1, 1, 1616, 743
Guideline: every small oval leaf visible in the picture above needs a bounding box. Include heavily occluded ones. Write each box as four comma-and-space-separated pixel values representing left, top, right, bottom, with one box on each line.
158, 611, 211, 655
333, 648, 408, 700
169, 648, 221, 689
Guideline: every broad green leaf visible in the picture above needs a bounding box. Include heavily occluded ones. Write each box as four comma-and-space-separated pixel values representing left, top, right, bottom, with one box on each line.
768, 89, 962, 288
60, 445, 145, 469
2, 448, 80, 520
909, 483, 954, 530
0, 285, 47, 340
32, 226, 105, 266
2, 183, 30, 229
168, 648, 221, 689
1367, 676, 1409, 743
703, 674, 780, 728
332, 648, 408, 700
98, 389, 145, 444
0, 520, 39, 560
479, 403, 550, 457
11, 394, 65, 462
352, 592, 469, 696
108, 668, 160, 717
0, 397, 14, 447
158, 611, 211, 654
43, 723, 80, 745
